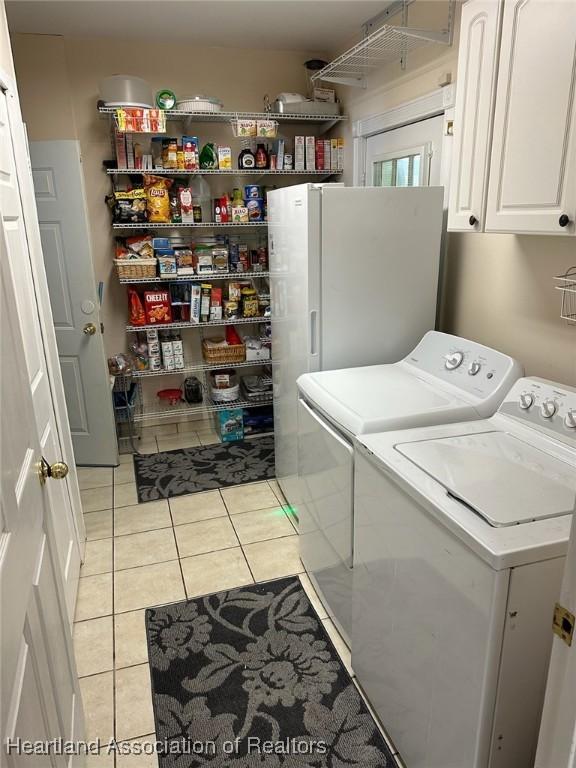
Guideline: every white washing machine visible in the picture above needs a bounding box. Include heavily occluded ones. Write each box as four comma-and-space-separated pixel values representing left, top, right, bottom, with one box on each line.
353, 377, 576, 768
296, 331, 523, 646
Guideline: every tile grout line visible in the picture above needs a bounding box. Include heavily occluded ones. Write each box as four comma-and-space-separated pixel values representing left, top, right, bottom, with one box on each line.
167, 497, 189, 600
222, 489, 257, 584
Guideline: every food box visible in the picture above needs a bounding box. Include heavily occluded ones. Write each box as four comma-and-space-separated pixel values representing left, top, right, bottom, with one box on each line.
143, 290, 172, 325
235, 119, 257, 137
179, 188, 195, 222
305, 136, 316, 171
158, 255, 177, 275
337, 137, 344, 170
182, 136, 199, 170
210, 287, 223, 321
256, 120, 277, 137
217, 146, 232, 170
331, 139, 338, 172
217, 408, 244, 442
294, 136, 305, 171
232, 206, 249, 224
190, 284, 201, 324
174, 247, 195, 275
245, 345, 271, 362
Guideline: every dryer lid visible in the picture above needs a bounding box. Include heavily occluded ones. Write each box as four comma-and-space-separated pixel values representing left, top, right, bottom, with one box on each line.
298, 366, 469, 435
396, 431, 576, 527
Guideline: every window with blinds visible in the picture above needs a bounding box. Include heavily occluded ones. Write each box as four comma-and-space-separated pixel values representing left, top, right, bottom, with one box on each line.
373, 153, 422, 187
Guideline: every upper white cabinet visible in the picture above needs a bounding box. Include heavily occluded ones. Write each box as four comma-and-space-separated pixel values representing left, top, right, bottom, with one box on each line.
449, 0, 576, 236
448, 0, 503, 232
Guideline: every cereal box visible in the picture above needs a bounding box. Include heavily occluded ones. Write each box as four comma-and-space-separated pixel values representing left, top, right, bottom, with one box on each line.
143, 291, 172, 325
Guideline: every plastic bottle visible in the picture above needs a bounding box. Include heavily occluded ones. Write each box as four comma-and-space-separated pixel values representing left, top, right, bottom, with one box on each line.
189, 175, 212, 223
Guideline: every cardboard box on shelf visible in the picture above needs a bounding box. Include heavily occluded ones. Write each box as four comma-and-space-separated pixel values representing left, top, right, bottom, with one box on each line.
305, 136, 316, 171
294, 136, 305, 171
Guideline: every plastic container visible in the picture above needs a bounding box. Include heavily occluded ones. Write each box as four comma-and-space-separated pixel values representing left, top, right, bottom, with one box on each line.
189, 176, 212, 222
99, 75, 154, 107
176, 96, 223, 113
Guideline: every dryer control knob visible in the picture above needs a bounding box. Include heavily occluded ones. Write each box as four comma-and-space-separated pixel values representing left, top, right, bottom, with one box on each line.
468, 361, 481, 376
519, 392, 534, 410
565, 410, 576, 429
445, 351, 464, 370
540, 399, 557, 419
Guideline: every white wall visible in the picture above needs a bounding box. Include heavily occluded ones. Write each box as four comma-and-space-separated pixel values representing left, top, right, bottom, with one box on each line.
337, 0, 576, 386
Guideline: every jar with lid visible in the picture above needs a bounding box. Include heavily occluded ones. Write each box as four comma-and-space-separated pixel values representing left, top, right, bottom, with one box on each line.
241, 287, 259, 317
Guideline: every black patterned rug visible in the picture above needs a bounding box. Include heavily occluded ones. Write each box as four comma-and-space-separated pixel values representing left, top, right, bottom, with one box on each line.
133, 436, 275, 503
146, 576, 395, 767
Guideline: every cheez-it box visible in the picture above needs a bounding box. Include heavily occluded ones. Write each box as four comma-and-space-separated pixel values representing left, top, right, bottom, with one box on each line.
144, 290, 172, 324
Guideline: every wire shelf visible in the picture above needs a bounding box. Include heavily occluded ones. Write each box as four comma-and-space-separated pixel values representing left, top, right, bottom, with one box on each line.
106, 168, 340, 176
99, 106, 347, 124
133, 393, 273, 423
127, 316, 269, 332
118, 270, 269, 285
133, 359, 269, 378
555, 267, 576, 324
112, 222, 268, 230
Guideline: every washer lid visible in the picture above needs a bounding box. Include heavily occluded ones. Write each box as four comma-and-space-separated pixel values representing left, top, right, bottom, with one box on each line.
396, 432, 576, 527
298, 366, 468, 435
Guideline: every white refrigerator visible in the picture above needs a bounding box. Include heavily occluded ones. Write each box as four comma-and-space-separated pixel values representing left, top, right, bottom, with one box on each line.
267, 183, 443, 508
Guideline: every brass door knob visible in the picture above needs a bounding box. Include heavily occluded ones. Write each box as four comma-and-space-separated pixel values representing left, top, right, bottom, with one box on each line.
83, 323, 97, 336
39, 457, 69, 485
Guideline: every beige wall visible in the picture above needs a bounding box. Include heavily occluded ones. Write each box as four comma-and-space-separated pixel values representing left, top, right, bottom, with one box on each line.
10, 32, 327, 360
337, 0, 575, 386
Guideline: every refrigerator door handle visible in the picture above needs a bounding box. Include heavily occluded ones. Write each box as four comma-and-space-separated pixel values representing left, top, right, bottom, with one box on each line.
309, 309, 319, 356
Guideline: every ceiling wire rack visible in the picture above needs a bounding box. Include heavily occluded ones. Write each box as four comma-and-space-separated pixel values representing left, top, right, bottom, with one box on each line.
312, 0, 454, 88
98, 106, 347, 124
118, 271, 269, 285
113, 222, 268, 230
132, 359, 268, 378
106, 168, 340, 177
555, 266, 576, 324
126, 316, 269, 332
132, 393, 273, 423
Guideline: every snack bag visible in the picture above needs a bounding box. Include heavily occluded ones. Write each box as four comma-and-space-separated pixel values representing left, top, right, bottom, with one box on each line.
127, 288, 146, 326
144, 174, 173, 223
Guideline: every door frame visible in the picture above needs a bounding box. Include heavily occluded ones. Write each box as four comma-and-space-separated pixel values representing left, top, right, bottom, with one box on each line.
0, 65, 85, 562
352, 85, 456, 190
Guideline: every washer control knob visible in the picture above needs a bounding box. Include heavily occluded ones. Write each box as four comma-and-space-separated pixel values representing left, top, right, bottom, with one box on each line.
540, 399, 557, 419
564, 410, 576, 429
468, 361, 481, 376
519, 392, 534, 410
445, 351, 464, 370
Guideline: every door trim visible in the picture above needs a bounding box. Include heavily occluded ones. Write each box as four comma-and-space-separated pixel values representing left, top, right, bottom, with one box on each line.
353, 85, 456, 186
0, 66, 85, 568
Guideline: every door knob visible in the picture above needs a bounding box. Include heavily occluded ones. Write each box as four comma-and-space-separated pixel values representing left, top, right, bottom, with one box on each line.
83, 323, 97, 336
39, 457, 69, 485
469, 215, 478, 226
559, 214, 571, 228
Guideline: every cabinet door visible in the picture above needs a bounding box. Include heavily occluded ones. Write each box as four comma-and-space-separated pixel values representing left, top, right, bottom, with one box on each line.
485, 0, 576, 234
448, 0, 503, 232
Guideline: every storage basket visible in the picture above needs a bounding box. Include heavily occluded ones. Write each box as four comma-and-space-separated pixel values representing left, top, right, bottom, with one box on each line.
114, 258, 157, 280
202, 339, 246, 364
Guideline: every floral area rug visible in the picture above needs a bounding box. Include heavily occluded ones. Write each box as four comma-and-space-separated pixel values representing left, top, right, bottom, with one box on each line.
146, 576, 395, 767
133, 436, 275, 502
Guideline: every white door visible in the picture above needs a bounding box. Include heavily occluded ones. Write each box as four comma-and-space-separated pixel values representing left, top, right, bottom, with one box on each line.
485, 0, 576, 235
30, 140, 118, 466
1, 85, 84, 763
535, 504, 576, 768
447, 0, 503, 232
365, 114, 444, 188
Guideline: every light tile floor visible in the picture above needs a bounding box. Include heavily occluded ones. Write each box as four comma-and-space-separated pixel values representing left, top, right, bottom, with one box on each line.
75, 435, 401, 766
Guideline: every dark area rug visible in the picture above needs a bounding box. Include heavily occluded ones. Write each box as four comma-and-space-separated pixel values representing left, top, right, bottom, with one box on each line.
146, 576, 395, 767
133, 436, 275, 502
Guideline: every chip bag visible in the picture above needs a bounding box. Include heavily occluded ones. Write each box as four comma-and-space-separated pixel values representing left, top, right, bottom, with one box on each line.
144, 174, 173, 223
127, 288, 146, 326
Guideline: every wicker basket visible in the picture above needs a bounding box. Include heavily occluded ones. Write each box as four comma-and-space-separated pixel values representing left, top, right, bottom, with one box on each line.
114, 258, 157, 280
202, 339, 246, 364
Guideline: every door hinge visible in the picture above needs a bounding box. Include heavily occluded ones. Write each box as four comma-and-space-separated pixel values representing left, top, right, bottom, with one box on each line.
100, 322, 104, 334
553, 602, 575, 647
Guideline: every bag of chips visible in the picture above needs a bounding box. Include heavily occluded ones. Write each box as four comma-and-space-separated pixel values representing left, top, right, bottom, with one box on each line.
127, 288, 146, 326
144, 174, 173, 223
107, 189, 147, 223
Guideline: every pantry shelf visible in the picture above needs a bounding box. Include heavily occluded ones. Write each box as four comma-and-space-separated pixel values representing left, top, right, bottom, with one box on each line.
126, 316, 269, 332
112, 222, 268, 230
133, 393, 273, 423
106, 168, 341, 177
133, 359, 269, 378
118, 271, 269, 285
98, 106, 347, 124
